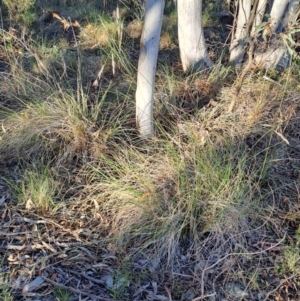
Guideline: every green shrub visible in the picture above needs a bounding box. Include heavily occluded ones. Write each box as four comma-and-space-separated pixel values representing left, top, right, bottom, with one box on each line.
2, 0, 36, 24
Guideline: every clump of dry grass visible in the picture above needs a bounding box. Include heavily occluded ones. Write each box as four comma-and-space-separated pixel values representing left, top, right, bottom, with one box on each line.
0, 25, 133, 164
79, 16, 118, 49
0, 89, 126, 164
76, 81, 291, 263
160, 13, 177, 49
125, 19, 143, 39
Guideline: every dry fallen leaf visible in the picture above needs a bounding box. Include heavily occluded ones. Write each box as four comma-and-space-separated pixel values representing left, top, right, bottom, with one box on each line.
0, 194, 7, 205
22, 276, 45, 293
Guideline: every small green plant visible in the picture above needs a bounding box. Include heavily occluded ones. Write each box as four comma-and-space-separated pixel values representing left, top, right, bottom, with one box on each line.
2, 0, 36, 25
275, 243, 300, 276
54, 288, 72, 301
109, 266, 131, 299
202, 2, 219, 27
283, 246, 300, 274
15, 166, 57, 213
248, 270, 261, 290
0, 274, 13, 301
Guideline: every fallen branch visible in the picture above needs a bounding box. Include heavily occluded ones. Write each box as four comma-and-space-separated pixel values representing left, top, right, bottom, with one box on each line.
41, 276, 119, 301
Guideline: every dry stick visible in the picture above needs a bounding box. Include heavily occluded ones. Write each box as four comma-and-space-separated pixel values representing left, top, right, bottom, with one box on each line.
41, 276, 119, 301
262, 75, 284, 87
164, 286, 173, 301
228, 0, 260, 113
192, 292, 216, 301
68, 269, 106, 285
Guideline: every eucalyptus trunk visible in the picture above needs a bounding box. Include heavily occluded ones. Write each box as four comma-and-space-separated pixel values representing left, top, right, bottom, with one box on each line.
251, 0, 267, 37
135, 0, 164, 138
265, 0, 290, 35
229, 0, 251, 66
177, 0, 212, 72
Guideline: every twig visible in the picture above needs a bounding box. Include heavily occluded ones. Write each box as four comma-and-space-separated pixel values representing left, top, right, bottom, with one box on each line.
0, 231, 31, 236
274, 131, 290, 145
164, 286, 173, 301
41, 276, 118, 301
262, 75, 284, 87
192, 292, 216, 301
68, 269, 106, 285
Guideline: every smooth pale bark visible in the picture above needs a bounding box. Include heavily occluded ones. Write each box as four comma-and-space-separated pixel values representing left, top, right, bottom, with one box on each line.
178, 0, 212, 72
251, 0, 268, 37
283, 0, 299, 30
135, 0, 164, 138
264, 0, 289, 35
253, 44, 289, 70
229, 0, 251, 66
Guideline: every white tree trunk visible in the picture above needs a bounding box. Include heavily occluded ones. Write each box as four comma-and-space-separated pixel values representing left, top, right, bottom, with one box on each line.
264, 0, 289, 35
177, 0, 212, 72
229, 0, 251, 66
283, 0, 299, 30
135, 0, 164, 138
251, 0, 268, 37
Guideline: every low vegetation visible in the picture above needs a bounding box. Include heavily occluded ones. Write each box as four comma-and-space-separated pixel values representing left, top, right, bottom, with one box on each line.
0, 0, 299, 300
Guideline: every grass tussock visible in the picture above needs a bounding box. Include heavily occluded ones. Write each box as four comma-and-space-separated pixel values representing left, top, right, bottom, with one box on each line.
1, 87, 129, 163
84, 138, 265, 256
0, 1, 300, 300
79, 16, 118, 49
14, 165, 57, 213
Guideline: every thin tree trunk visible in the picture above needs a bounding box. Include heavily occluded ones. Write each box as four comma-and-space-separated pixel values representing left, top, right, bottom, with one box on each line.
251, 0, 268, 37
265, 0, 289, 34
178, 0, 212, 72
283, 0, 299, 30
135, 0, 164, 138
229, 0, 251, 66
